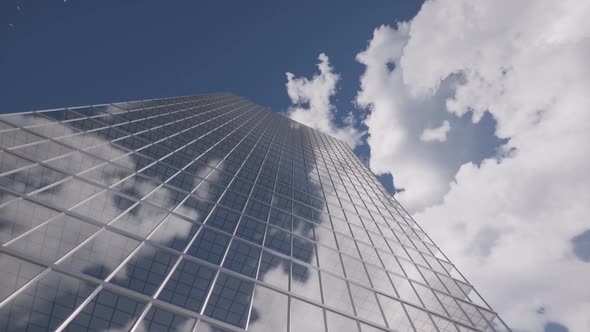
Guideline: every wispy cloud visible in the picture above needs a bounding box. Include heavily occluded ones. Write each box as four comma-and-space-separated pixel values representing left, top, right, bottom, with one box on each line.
286, 53, 364, 148
420, 120, 450, 142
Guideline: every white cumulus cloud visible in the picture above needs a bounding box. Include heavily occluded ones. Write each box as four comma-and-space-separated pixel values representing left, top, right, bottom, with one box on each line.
420, 120, 450, 142
355, 24, 491, 213
286, 53, 364, 148
355, 0, 590, 331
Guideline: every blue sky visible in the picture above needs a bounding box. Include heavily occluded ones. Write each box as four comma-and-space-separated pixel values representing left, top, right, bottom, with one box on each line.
0, 0, 503, 194
2, 1, 589, 331
1, 0, 417, 113
0, 0, 420, 193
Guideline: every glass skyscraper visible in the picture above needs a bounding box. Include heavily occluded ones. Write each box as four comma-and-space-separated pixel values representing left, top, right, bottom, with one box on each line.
0, 93, 509, 332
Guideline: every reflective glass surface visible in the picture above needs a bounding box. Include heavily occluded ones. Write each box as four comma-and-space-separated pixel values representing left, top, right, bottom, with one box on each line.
0, 93, 509, 331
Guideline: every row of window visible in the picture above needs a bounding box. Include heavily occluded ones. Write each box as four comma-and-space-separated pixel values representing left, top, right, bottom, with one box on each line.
0, 94, 505, 331
0, 107, 454, 278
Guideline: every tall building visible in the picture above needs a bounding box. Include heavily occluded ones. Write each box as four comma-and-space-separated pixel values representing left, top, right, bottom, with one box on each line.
0, 93, 509, 332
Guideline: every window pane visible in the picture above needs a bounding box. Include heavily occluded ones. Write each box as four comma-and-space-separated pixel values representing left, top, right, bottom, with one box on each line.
0, 198, 60, 245
194, 320, 234, 332
148, 214, 201, 251
7, 214, 100, 262
204, 273, 254, 328
223, 239, 261, 278
65, 289, 146, 332
0, 164, 67, 194
257, 250, 289, 290
247, 285, 288, 332
236, 216, 266, 245
187, 228, 231, 265
59, 230, 140, 279
290, 298, 325, 332
0, 254, 45, 302
349, 284, 385, 326
326, 310, 359, 332
111, 202, 169, 239
0, 271, 96, 331
158, 258, 216, 312
320, 272, 354, 314
136, 306, 196, 332
72, 190, 136, 224
32, 178, 103, 211
111, 244, 178, 296
264, 225, 291, 256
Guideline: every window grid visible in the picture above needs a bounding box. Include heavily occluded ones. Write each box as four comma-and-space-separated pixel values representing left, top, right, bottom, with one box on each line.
0, 93, 509, 332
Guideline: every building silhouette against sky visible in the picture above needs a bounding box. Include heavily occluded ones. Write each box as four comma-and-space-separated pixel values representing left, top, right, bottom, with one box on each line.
0, 93, 510, 331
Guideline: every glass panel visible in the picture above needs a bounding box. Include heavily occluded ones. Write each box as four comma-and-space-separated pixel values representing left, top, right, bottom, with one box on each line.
436, 292, 472, 326
244, 199, 270, 221
413, 283, 447, 316
257, 250, 289, 290
263, 225, 291, 256
404, 305, 437, 332
363, 264, 393, 296
144, 185, 188, 210
112, 174, 160, 200
290, 298, 325, 332
292, 235, 317, 264
223, 239, 261, 278
59, 230, 140, 279
0, 271, 96, 331
378, 250, 404, 275
206, 206, 241, 234
247, 285, 288, 332
187, 227, 231, 265
0, 150, 34, 175
158, 258, 216, 312
389, 273, 420, 305
110, 202, 169, 239
12, 140, 73, 162
0, 164, 67, 195
0, 128, 45, 149
0, 198, 60, 245
32, 178, 103, 211
194, 320, 234, 332
320, 272, 354, 314
291, 262, 321, 302
0, 189, 18, 205
360, 322, 389, 332
204, 273, 254, 328
349, 284, 385, 326
148, 214, 201, 251
459, 301, 490, 330
376, 294, 414, 332
174, 195, 214, 224
79, 162, 133, 186
341, 255, 370, 286
326, 310, 359, 332
335, 233, 361, 259
236, 216, 267, 245
64, 289, 146, 332
7, 214, 100, 262
111, 244, 178, 296
72, 190, 136, 224
430, 315, 460, 332
136, 306, 197, 332
316, 245, 343, 275
0, 254, 45, 302
292, 215, 315, 241
356, 241, 382, 267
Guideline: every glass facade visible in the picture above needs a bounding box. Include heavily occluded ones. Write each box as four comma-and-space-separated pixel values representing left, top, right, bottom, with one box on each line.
0, 93, 510, 331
